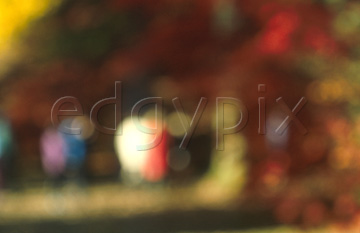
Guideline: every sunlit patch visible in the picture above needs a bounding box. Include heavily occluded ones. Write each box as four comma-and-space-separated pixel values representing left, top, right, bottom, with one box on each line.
306, 79, 353, 104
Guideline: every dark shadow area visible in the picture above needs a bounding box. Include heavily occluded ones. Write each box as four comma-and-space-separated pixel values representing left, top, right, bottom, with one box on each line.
0, 209, 277, 233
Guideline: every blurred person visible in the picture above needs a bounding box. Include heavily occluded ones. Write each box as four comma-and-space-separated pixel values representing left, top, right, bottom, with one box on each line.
40, 127, 66, 185
0, 113, 15, 188
62, 132, 87, 184
114, 116, 168, 185
60, 117, 90, 186
41, 117, 91, 186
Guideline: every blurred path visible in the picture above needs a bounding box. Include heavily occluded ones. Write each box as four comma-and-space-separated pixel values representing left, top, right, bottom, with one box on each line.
0, 183, 276, 232
0, 209, 275, 233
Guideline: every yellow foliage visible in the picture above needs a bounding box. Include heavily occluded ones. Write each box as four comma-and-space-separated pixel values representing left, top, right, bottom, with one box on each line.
0, 0, 57, 51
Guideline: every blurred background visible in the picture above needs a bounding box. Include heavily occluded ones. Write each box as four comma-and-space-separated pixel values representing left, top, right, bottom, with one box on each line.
0, 0, 360, 232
